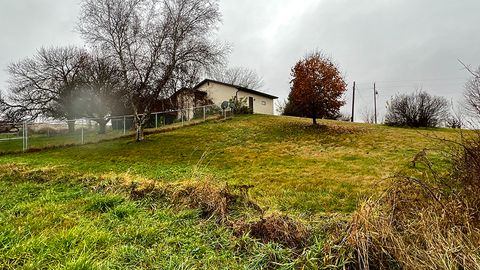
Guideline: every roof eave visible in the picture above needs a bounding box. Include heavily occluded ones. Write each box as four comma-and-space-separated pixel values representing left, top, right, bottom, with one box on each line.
194, 79, 278, 100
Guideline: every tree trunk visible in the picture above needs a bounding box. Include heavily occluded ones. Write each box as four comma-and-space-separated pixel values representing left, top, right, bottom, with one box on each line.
311, 102, 319, 125
133, 108, 152, 142
312, 106, 318, 125
99, 122, 106, 134
135, 124, 144, 142
67, 120, 75, 133
134, 115, 145, 142
96, 118, 109, 134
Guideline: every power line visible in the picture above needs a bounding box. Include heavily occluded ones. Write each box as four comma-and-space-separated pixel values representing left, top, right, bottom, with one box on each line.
353, 77, 469, 85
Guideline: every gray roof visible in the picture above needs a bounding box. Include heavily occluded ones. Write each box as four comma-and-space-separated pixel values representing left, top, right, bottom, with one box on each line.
194, 79, 278, 100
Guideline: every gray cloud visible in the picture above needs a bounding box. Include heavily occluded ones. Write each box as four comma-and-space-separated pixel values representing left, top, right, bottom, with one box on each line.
1, 0, 479, 119
219, 0, 480, 118
0, 0, 82, 91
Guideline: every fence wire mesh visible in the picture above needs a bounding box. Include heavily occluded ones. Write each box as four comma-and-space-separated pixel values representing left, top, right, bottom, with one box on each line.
0, 105, 232, 154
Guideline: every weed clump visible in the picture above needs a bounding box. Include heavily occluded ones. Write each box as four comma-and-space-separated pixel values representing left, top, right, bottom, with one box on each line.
170, 181, 237, 220
233, 215, 310, 249
127, 179, 263, 221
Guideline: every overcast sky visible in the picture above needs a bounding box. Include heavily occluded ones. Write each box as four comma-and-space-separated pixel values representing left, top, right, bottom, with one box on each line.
1, 0, 479, 120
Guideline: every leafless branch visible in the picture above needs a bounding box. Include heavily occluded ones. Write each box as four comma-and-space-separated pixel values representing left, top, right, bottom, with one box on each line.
79, 0, 227, 141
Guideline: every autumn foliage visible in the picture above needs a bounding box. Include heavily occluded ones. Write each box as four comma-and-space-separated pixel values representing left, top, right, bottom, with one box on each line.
284, 52, 347, 124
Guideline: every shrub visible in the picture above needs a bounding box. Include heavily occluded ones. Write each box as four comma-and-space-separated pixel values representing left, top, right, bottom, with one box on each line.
385, 91, 449, 127
229, 97, 252, 115
334, 112, 352, 122
446, 115, 462, 129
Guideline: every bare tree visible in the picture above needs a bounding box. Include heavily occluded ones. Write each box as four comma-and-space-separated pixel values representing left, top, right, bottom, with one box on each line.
446, 115, 462, 128
464, 66, 480, 118
80, 52, 125, 134
210, 66, 264, 89
361, 107, 375, 124
459, 60, 480, 79
0, 46, 88, 132
78, 0, 226, 141
385, 90, 449, 128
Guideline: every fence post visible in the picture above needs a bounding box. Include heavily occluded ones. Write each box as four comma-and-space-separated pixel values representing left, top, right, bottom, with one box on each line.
123, 116, 126, 135
25, 122, 28, 151
203, 106, 206, 121
81, 120, 84, 145
155, 113, 158, 129
22, 122, 25, 152
181, 110, 184, 126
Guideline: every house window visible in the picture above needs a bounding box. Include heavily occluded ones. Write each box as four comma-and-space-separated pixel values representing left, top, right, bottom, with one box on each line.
261, 101, 266, 105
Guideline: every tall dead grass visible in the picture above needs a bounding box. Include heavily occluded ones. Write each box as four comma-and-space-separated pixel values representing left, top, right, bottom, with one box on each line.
338, 134, 480, 269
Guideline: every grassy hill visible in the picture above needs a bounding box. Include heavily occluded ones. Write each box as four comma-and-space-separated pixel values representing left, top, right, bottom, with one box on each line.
0, 115, 457, 268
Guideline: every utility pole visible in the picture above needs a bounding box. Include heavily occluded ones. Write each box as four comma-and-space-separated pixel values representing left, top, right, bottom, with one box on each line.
374, 83, 378, 124
351, 81, 356, 122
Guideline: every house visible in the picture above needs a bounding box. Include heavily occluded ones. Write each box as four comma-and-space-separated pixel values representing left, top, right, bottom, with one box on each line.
111, 79, 278, 130
193, 79, 278, 115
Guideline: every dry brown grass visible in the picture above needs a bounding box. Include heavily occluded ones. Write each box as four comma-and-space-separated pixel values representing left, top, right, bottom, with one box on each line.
232, 215, 310, 249
116, 177, 265, 221
169, 181, 240, 220
0, 164, 64, 183
345, 192, 480, 269
334, 142, 480, 270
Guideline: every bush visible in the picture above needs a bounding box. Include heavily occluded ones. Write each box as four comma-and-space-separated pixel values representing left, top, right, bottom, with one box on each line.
229, 97, 252, 115
446, 115, 462, 129
334, 112, 351, 122
385, 91, 449, 128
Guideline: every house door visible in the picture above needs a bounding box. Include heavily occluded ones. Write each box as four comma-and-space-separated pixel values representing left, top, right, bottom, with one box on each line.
248, 97, 254, 113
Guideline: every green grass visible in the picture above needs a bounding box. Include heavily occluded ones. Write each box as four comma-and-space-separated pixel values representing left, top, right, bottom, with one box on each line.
0, 115, 458, 268
0, 115, 456, 214
0, 173, 302, 269
0, 129, 131, 154
0, 115, 220, 154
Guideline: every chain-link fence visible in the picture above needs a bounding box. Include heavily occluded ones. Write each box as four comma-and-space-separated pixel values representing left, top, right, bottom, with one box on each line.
0, 105, 232, 154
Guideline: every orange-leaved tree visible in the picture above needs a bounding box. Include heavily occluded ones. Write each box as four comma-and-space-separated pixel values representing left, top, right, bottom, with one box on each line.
285, 51, 347, 125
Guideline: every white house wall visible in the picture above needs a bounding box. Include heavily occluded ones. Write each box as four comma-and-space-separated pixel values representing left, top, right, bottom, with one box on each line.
197, 82, 274, 115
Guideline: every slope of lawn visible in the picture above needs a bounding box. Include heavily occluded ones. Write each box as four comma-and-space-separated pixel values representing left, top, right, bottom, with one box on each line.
0, 168, 297, 269
0, 115, 458, 268
1, 115, 455, 214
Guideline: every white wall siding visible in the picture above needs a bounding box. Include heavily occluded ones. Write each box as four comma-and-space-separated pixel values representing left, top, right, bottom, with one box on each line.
197, 82, 274, 115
